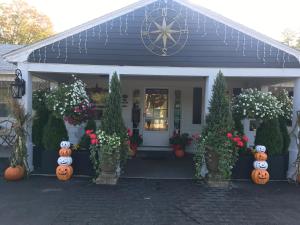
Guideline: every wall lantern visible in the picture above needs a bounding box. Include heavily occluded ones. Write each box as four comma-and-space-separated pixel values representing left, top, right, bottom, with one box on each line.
10, 69, 25, 99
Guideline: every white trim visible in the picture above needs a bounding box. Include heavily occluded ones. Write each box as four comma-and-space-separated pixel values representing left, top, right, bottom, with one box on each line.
26, 63, 300, 77
3, 0, 300, 63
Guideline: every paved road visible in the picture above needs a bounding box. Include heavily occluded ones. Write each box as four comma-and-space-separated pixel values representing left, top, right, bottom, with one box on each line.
0, 177, 299, 225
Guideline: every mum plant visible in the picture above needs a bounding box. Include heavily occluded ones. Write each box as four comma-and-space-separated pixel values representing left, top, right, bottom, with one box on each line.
194, 71, 247, 181
232, 88, 284, 121
128, 129, 143, 152
45, 75, 94, 125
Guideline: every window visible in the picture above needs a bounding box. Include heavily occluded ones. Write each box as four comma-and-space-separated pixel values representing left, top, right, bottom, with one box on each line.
0, 82, 11, 117
193, 88, 202, 124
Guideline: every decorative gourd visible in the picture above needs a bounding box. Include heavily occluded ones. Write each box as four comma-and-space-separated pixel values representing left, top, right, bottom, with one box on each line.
60, 141, 71, 149
59, 148, 72, 157
57, 156, 73, 166
255, 145, 266, 153
4, 166, 25, 181
254, 152, 268, 161
251, 169, 270, 184
253, 161, 268, 170
56, 165, 73, 181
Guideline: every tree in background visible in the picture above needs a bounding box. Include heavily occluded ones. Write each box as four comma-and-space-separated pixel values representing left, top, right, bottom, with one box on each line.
281, 28, 300, 50
0, 0, 53, 44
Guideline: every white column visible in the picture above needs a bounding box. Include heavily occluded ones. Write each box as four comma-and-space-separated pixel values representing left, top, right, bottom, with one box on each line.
19, 63, 33, 172
204, 74, 217, 123
287, 78, 300, 180
261, 85, 269, 92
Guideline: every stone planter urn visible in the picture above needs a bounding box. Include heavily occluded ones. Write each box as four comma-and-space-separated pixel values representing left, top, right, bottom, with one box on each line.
64, 121, 86, 145
95, 157, 118, 185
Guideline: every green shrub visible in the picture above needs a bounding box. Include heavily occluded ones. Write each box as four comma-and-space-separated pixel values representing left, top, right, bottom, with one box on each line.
79, 120, 97, 150
255, 119, 283, 155
278, 117, 290, 154
42, 114, 68, 151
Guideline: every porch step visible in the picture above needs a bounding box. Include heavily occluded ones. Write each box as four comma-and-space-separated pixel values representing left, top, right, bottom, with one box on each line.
138, 146, 172, 152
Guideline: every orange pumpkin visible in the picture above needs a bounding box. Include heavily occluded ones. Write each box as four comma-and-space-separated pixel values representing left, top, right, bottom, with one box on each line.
175, 149, 185, 158
4, 166, 25, 181
56, 165, 73, 181
251, 169, 269, 185
59, 148, 72, 157
254, 152, 268, 161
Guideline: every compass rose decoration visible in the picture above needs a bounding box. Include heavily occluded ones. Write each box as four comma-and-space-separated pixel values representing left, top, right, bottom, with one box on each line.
141, 6, 189, 57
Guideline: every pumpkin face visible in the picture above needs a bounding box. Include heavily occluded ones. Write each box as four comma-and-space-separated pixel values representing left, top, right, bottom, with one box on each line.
254, 152, 268, 161
60, 141, 71, 149
59, 148, 72, 157
251, 169, 269, 184
56, 165, 73, 181
4, 166, 24, 181
255, 145, 266, 153
253, 161, 268, 170
57, 156, 72, 166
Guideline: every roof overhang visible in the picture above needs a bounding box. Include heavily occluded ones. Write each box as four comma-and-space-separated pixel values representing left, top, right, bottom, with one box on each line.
3, 0, 300, 63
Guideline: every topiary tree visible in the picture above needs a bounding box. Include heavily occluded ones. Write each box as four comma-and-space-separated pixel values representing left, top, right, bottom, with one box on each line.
255, 119, 283, 156
32, 89, 50, 149
42, 114, 68, 151
79, 120, 97, 150
195, 71, 239, 180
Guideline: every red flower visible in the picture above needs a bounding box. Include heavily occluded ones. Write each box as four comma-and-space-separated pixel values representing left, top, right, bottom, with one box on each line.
127, 128, 133, 137
232, 137, 241, 143
242, 135, 249, 142
89, 134, 97, 139
227, 133, 233, 139
85, 130, 93, 135
237, 141, 244, 148
90, 139, 98, 145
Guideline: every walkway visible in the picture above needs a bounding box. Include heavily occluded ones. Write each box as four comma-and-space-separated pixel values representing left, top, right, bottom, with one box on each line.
0, 177, 300, 225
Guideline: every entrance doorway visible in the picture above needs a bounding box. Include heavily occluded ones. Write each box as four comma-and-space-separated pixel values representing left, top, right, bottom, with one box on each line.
143, 88, 169, 146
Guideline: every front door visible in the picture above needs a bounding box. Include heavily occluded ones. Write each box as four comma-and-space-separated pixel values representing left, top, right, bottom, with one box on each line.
143, 89, 169, 146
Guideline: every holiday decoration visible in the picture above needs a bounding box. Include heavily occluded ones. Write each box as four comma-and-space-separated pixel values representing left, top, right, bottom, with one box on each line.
252, 145, 269, 185
56, 141, 73, 181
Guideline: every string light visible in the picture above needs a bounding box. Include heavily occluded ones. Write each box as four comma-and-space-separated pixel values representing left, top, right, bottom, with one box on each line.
223, 25, 228, 45
84, 30, 88, 54
92, 27, 96, 37
287, 54, 290, 62
231, 28, 234, 40
250, 37, 253, 48
282, 52, 286, 68
242, 34, 246, 56
98, 24, 101, 40
269, 45, 272, 56
215, 21, 220, 37
57, 41, 61, 58
64, 38, 68, 63
105, 22, 109, 46
38, 49, 41, 63
78, 33, 82, 54
262, 43, 266, 64
256, 40, 260, 60
119, 16, 123, 35
276, 49, 280, 63
110, 19, 114, 30
197, 13, 200, 32
51, 43, 55, 52
125, 14, 128, 35
201, 15, 207, 37
236, 32, 240, 51
44, 46, 47, 63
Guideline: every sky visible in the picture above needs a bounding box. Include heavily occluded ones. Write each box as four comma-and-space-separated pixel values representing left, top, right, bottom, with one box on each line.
2, 0, 300, 41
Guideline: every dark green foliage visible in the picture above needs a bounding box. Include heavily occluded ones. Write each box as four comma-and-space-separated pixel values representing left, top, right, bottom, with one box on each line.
255, 119, 283, 156
79, 120, 97, 150
233, 115, 244, 135
42, 114, 68, 151
32, 90, 50, 149
205, 71, 233, 134
101, 72, 126, 136
278, 117, 290, 154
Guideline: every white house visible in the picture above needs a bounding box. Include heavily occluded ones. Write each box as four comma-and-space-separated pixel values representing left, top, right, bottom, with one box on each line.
3, 0, 300, 179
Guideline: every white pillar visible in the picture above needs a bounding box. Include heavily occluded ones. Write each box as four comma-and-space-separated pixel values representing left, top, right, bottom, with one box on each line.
287, 78, 300, 180
261, 85, 269, 92
19, 63, 33, 172
204, 74, 217, 123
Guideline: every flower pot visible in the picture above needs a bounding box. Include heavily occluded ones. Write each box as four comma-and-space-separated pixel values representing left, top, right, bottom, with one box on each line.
100, 162, 116, 174
175, 149, 185, 158
72, 150, 94, 176
204, 146, 220, 176
172, 144, 181, 151
64, 121, 86, 145
4, 166, 25, 181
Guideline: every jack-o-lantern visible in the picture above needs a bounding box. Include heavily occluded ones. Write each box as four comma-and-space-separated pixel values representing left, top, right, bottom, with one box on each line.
60, 141, 71, 149
255, 145, 266, 153
254, 152, 268, 161
253, 160, 268, 170
56, 165, 73, 181
57, 156, 73, 166
251, 169, 270, 184
59, 148, 72, 157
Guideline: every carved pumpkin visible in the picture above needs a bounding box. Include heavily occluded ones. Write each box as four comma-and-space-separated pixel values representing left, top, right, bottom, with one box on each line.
57, 156, 73, 166
56, 165, 73, 181
175, 149, 185, 158
255, 145, 266, 153
253, 161, 268, 170
251, 169, 269, 184
254, 152, 268, 161
60, 141, 71, 149
4, 166, 25, 181
59, 148, 72, 157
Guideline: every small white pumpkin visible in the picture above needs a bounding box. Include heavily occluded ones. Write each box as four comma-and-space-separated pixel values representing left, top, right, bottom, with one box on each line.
253, 160, 268, 170
60, 141, 71, 149
57, 156, 73, 166
255, 145, 266, 153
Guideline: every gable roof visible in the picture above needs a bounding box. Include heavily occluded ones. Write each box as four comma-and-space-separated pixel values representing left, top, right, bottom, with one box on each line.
0, 44, 23, 74
3, 0, 300, 63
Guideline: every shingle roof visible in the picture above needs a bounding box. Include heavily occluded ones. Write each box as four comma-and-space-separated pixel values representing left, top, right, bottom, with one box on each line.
0, 44, 23, 74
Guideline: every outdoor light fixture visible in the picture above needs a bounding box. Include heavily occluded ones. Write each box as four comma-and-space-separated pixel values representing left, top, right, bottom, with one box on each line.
10, 69, 25, 99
